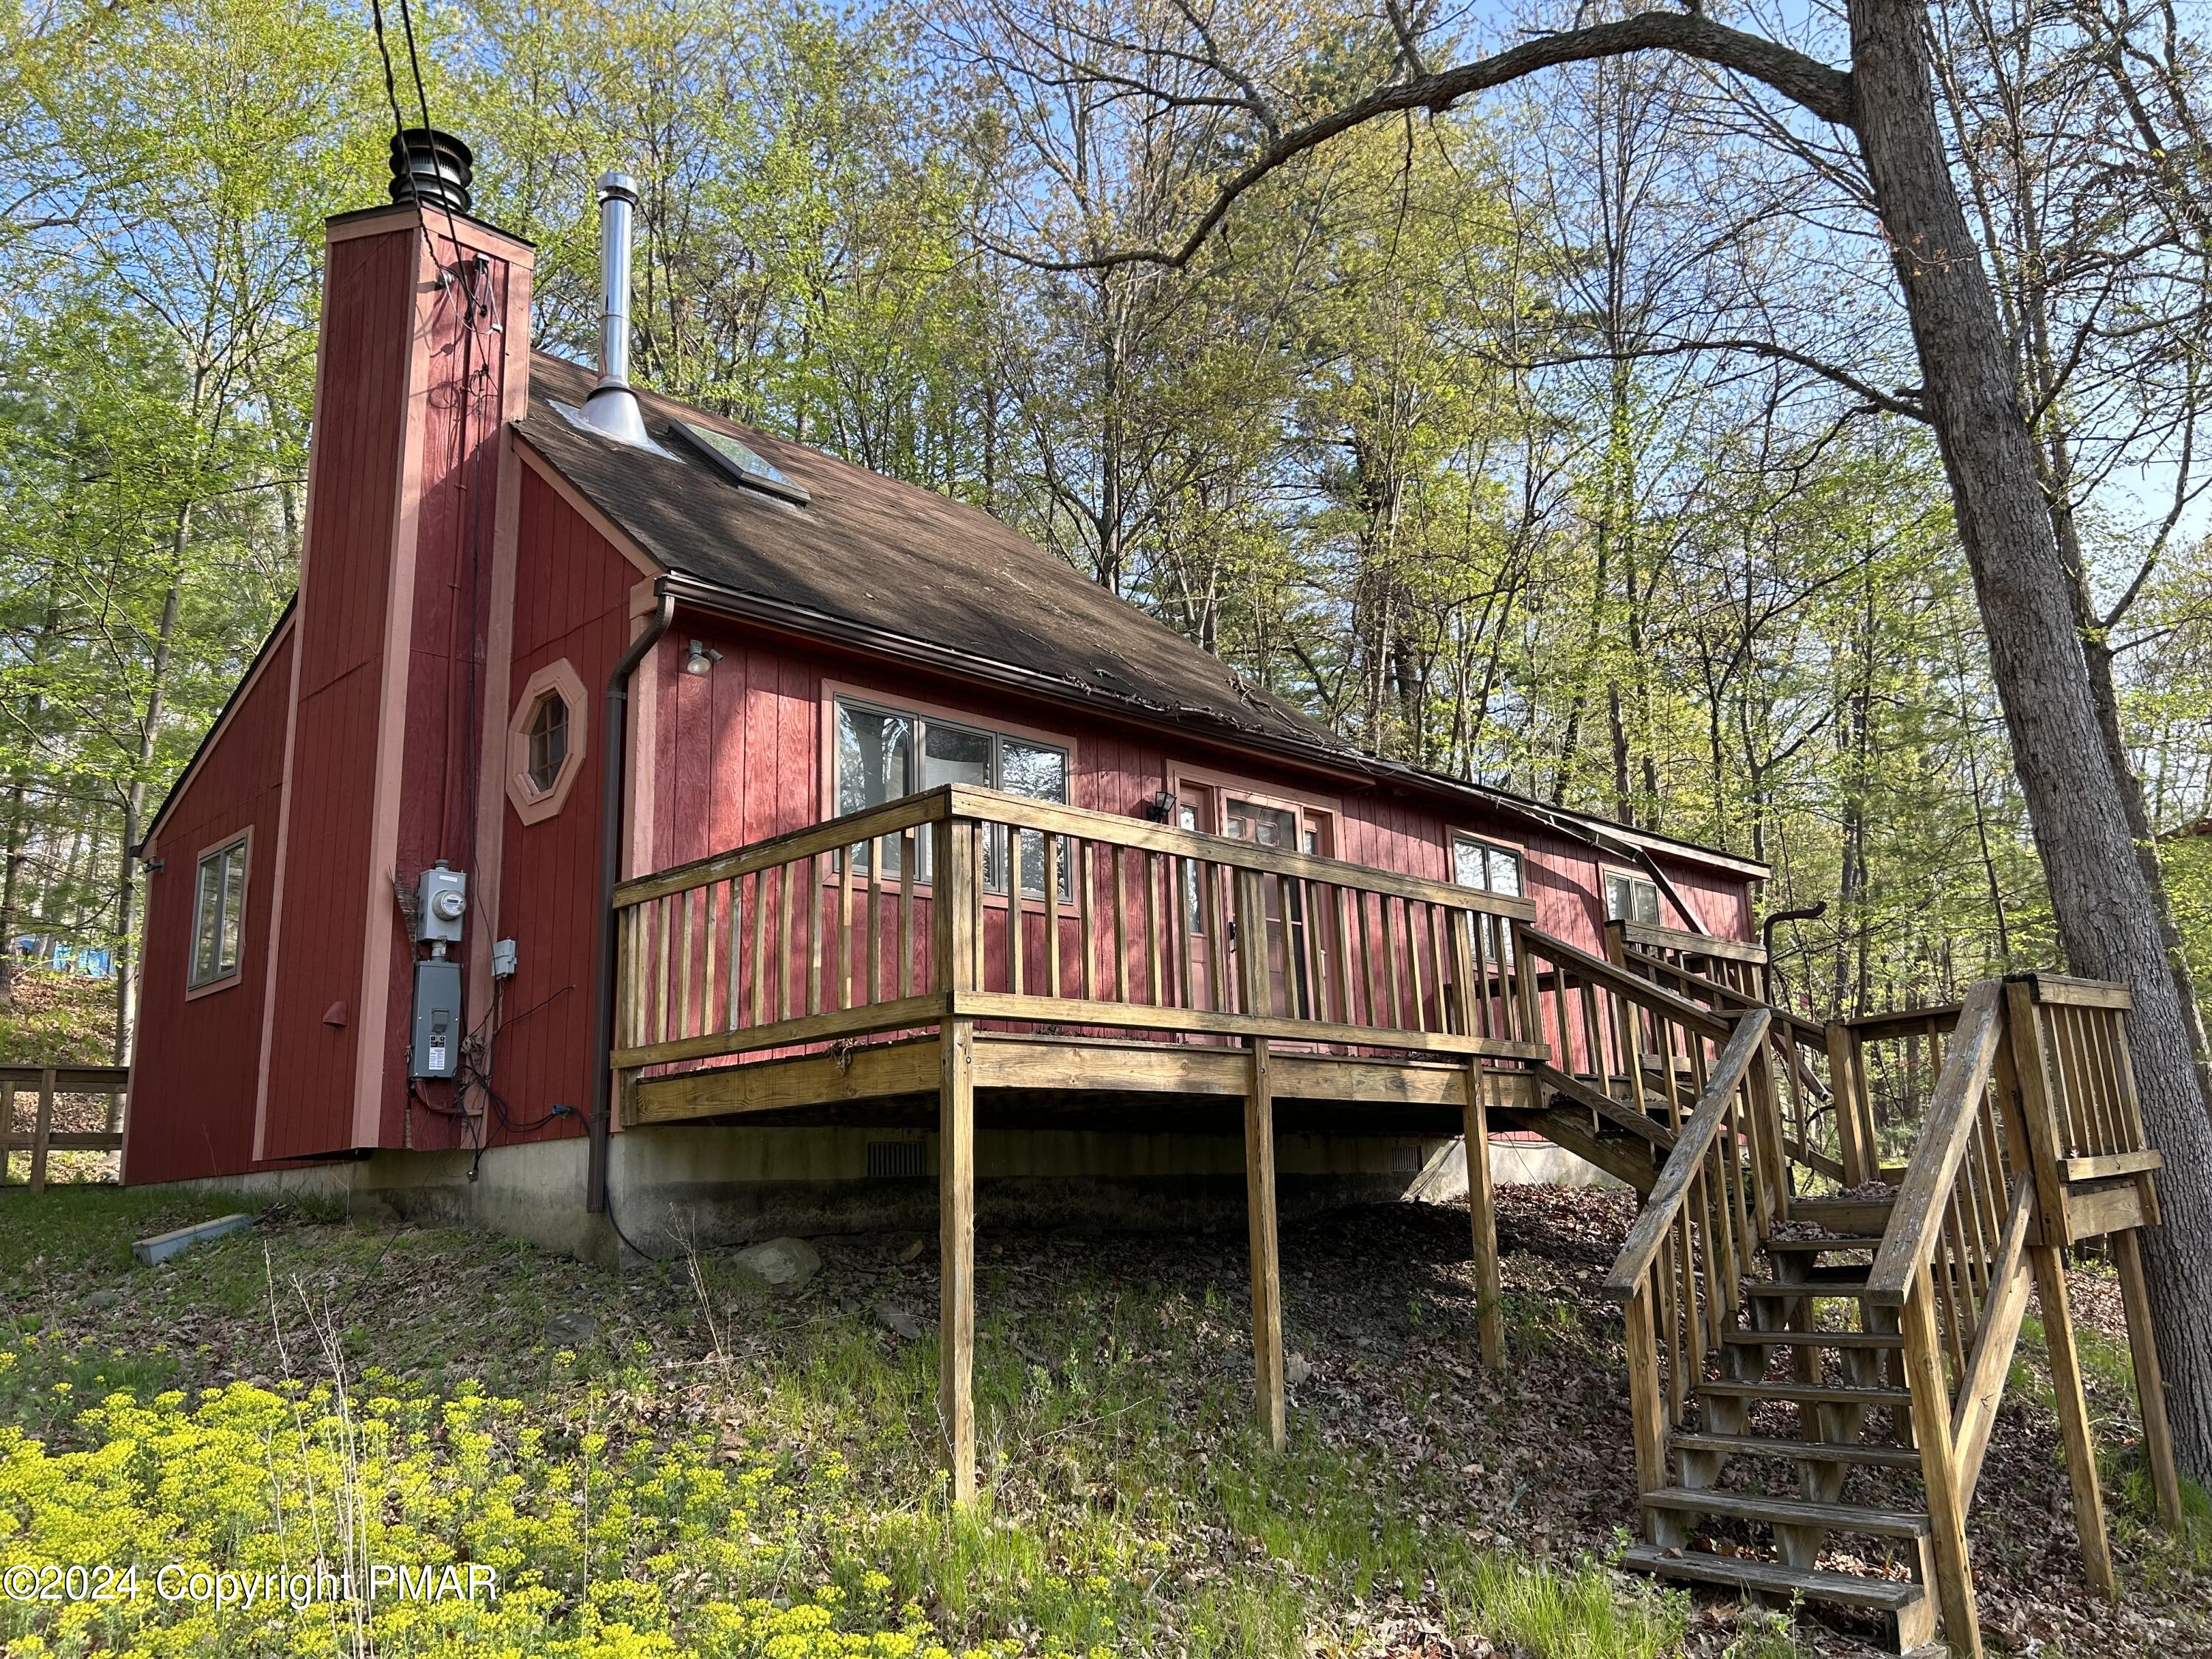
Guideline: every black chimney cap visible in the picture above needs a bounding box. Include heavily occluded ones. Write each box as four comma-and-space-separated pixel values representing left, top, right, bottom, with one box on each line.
389, 128, 474, 215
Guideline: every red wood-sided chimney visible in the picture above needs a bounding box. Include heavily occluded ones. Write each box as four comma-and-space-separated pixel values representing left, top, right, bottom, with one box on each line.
253, 131, 534, 1163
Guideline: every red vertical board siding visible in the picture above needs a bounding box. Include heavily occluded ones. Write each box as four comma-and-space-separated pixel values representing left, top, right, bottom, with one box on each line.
259, 229, 417, 1161
126, 630, 296, 1183
386, 229, 526, 1152
636, 620, 1760, 1029
478, 468, 644, 1142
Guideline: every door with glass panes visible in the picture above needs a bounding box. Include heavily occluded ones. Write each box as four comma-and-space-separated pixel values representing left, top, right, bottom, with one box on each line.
1175, 781, 1329, 1020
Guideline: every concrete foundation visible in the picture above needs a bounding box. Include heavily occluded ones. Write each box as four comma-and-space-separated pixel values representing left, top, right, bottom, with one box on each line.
1403, 1135, 1626, 1202
159, 1124, 1506, 1265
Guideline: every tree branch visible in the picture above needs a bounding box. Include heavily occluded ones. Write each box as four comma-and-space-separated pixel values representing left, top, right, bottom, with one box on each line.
1011, 13, 1854, 274
1512, 336, 1927, 422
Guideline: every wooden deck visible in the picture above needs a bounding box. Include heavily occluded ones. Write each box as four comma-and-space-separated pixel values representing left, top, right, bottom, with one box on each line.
630, 1030, 1538, 1130
604, 787, 2182, 1651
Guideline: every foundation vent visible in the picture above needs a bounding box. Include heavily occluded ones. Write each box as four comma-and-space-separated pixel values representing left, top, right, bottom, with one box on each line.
866, 1140, 926, 1179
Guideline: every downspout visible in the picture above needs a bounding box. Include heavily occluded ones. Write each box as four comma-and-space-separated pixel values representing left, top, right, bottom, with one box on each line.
588, 586, 674, 1214
1761, 902, 1828, 1007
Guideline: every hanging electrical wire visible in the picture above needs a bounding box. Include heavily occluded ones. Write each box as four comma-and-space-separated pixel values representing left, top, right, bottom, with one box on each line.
366, 0, 526, 1167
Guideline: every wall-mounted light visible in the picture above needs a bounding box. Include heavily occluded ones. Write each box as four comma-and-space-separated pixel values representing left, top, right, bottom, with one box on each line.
684, 639, 723, 677
1147, 790, 1177, 823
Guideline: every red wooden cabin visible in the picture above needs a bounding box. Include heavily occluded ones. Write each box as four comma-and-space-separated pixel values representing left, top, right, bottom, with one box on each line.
126, 142, 1767, 1250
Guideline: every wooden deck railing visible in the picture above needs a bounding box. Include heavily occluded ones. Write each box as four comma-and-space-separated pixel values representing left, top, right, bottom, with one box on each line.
611, 785, 1548, 1076
1512, 926, 1767, 1158
1606, 923, 1850, 1189
1854, 981, 2037, 1644
0, 1064, 130, 1192
1601, 1010, 1775, 1492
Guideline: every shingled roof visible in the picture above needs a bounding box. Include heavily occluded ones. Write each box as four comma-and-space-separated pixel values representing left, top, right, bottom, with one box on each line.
515, 352, 1766, 880
518, 352, 1362, 765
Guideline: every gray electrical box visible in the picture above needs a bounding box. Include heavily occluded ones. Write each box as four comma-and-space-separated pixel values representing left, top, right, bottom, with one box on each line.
415, 863, 467, 947
410, 957, 463, 1079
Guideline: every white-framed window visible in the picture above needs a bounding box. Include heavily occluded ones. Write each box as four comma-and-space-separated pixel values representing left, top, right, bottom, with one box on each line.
189, 834, 249, 990
833, 696, 1070, 896
1606, 869, 1662, 926
1453, 833, 1523, 964
1453, 834, 1523, 899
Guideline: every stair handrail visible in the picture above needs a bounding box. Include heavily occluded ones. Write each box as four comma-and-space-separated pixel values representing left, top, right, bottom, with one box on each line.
1855, 978, 2027, 1656
1863, 979, 2007, 1306
1517, 925, 1733, 1044
1605, 1009, 1773, 1298
1613, 939, 1847, 1184
1599, 1008, 1773, 1495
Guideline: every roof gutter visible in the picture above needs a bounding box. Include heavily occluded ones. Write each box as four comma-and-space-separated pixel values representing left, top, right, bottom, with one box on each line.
588, 582, 675, 1215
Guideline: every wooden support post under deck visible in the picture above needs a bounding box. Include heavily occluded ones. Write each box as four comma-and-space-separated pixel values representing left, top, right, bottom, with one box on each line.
1464, 1062, 1503, 1369
2111, 1228, 2183, 1530
939, 1019, 977, 1503
1902, 1261, 1983, 1658
2030, 1242, 2115, 1597
1245, 1035, 1285, 1450
1621, 1287, 1667, 1498
29, 1067, 55, 1194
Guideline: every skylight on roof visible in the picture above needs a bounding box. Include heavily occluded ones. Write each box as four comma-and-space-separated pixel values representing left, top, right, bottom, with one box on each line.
669, 419, 810, 506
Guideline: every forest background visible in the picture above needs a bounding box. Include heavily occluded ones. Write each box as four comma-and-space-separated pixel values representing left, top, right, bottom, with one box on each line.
2, 0, 2208, 1060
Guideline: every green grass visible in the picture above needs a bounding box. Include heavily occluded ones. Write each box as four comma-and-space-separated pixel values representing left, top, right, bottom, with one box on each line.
0, 1188, 1794, 1658
2015, 1301, 2212, 1580
1465, 1553, 1687, 1658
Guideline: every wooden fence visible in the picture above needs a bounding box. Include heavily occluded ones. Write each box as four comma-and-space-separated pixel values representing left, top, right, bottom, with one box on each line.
0, 1065, 129, 1192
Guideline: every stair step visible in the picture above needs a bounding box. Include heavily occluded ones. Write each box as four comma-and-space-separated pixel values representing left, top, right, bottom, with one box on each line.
1621, 1544, 1926, 1615
1790, 1197, 1896, 1233
1723, 1329, 1902, 1350
1642, 1485, 1931, 1539
1698, 1379, 1913, 1407
1744, 1273, 1872, 1298
1763, 1234, 1884, 1253
1670, 1430, 1924, 1470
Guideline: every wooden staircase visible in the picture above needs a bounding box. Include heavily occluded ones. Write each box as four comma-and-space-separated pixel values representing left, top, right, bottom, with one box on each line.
1623, 1205, 1945, 1651
1513, 927, 2183, 1657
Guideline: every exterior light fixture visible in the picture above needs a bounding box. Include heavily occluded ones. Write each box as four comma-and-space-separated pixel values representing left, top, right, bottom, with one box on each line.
684, 639, 723, 677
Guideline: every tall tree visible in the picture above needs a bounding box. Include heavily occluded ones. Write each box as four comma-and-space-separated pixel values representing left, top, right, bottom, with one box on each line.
959, 0, 2212, 1476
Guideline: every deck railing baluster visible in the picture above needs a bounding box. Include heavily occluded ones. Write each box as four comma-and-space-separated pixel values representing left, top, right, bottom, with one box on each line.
1113, 845, 1130, 1004
1145, 851, 1165, 1006
748, 870, 767, 1027
1077, 838, 1095, 1002
900, 831, 917, 996
838, 845, 855, 1011
701, 881, 719, 1037
776, 862, 795, 1022
1043, 830, 1062, 1001
654, 894, 673, 1046
1402, 900, 1426, 1032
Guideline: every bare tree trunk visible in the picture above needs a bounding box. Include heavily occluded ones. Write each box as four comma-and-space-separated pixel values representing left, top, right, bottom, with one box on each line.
1848, 0, 2212, 1475
114, 509, 188, 1074
0, 773, 29, 1010
0, 592, 64, 1010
